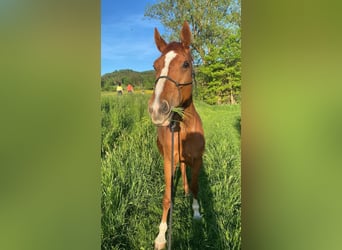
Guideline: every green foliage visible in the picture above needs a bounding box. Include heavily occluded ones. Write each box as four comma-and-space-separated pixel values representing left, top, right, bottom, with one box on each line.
101, 69, 155, 91
101, 94, 241, 249
145, 0, 240, 64
145, 0, 241, 104
197, 32, 241, 104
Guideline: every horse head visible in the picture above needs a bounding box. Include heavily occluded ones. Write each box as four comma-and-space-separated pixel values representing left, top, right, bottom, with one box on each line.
148, 21, 193, 126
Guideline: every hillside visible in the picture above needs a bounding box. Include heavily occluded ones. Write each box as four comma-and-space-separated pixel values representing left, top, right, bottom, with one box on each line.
101, 69, 155, 91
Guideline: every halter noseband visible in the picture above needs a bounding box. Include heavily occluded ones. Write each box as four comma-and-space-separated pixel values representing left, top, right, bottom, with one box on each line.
154, 75, 193, 109
154, 75, 192, 88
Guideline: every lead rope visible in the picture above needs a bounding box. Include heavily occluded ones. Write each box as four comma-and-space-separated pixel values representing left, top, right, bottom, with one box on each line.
168, 119, 177, 250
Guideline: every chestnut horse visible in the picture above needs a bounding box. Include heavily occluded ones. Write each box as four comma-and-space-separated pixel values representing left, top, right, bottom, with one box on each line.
148, 21, 205, 250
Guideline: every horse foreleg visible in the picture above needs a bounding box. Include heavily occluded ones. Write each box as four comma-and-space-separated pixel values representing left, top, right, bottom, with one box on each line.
155, 221, 167, 250
155, 191, 170, 249
180, 162, 189, 195
155, 159, 173, 250
155, 194, 170, 250
191, 157, 202, 219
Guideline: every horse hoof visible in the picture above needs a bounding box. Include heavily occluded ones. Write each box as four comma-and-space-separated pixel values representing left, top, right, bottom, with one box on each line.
193, 212, 202, 220
154, 240, 166, 250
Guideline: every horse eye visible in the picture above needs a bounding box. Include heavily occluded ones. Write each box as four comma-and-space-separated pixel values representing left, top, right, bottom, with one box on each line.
182, 61, 190, 68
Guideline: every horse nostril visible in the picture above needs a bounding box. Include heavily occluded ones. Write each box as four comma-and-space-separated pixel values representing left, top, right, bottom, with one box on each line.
159, 100, 170, 114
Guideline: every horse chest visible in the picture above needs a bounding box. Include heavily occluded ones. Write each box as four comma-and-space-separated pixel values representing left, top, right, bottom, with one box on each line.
181, 132, 204, 161
157, 127, 204, 160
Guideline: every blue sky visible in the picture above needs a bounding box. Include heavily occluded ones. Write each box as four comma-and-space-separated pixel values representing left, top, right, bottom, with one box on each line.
101, 0, 165, 75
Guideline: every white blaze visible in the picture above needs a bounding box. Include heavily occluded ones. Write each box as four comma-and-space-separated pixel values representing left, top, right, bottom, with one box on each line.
152, 51, 177, 111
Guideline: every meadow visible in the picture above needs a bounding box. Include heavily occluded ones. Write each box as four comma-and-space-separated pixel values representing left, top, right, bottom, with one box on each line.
101, 93, 241, 249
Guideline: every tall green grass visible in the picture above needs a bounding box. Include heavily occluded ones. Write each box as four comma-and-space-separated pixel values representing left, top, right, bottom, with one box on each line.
101, 93, 241, 249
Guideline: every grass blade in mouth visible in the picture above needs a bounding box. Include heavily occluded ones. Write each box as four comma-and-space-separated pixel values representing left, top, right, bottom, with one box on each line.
171, 107, 185, 119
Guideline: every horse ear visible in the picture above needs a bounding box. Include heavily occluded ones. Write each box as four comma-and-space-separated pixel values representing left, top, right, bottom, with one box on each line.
154, 28, 167, 53
180, 21, 191, 48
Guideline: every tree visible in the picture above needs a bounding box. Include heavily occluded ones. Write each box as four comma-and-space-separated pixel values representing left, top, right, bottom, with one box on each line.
145, 0, 241, 104
145, 0, 240, 64
198, 31, 241, 104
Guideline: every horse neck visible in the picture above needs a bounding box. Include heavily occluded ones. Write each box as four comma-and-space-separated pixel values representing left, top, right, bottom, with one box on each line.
181, 97, 200, 126
182, 95, 193, 111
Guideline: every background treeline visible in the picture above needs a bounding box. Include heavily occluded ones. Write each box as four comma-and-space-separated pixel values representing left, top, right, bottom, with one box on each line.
101, 58, 240, 104
101, 69, 155, 92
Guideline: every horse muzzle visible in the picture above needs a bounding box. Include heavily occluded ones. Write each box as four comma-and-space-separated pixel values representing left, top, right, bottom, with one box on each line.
148, 100, 172, 126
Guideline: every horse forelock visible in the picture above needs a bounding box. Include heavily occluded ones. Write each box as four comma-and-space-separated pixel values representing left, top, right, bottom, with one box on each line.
164, 42, 191, 57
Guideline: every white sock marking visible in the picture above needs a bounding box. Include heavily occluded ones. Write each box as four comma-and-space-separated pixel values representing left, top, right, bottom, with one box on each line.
192, 198, 201, 219
155, 222, 168, 245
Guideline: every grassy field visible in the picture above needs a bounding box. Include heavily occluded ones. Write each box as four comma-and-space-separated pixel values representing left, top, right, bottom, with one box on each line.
101, 93, 241, 249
